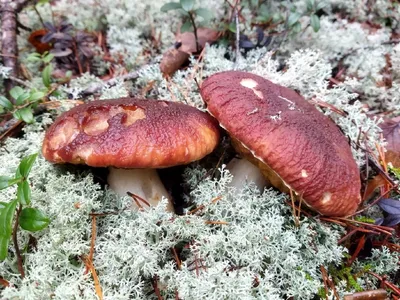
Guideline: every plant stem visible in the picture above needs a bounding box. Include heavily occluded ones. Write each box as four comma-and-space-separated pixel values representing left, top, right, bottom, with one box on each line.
188, 11, 200, 53
12, 204, 24, 278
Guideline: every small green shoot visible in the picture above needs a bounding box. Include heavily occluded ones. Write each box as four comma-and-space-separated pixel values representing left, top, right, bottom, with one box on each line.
0, 153, 50, 263
161, 0, 214, 52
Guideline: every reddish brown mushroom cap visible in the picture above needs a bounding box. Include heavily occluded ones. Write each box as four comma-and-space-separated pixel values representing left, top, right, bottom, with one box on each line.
42, 98, 220, 168
201, 71, 361, 217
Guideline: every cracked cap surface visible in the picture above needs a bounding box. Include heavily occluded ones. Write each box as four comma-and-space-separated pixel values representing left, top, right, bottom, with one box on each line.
42, 98, 220, 168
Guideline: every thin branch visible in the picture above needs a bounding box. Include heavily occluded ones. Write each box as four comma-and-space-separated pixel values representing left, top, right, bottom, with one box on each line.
16, 20, 31, 32
234, 8, 241, 67
33, 4, 44, 27
81, 215, 103, 300
8, 75, 34, 89
188, 11, 199, 53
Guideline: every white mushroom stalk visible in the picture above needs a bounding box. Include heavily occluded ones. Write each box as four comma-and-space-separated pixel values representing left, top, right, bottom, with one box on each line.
107, 167, 174, 211
226, 158, 268, 192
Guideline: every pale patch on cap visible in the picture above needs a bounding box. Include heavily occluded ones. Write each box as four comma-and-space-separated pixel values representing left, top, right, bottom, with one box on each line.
122, 107, 146, 126
240, 78, 263, 99
320, 192, 332, 204
48, 118, 79, 150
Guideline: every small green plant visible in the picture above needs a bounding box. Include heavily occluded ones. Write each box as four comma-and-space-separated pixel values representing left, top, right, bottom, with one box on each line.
0, 86, 46, 123
161, 0, 214, 52
0, 51, 56, 124
27, 51, 55, 88
245, 0, 324, 34
286, 0, 325, 33
0, 153, 50, 261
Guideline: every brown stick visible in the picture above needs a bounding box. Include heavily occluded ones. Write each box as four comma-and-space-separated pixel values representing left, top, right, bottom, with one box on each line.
0, 0, 37, 98
0, 276, 10, 287
343, 289, 387, 300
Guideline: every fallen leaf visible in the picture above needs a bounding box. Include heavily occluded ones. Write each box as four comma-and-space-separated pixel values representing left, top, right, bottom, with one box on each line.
380, 116, 400, 168
176, 28, 219, 54
160, 48, 190, 76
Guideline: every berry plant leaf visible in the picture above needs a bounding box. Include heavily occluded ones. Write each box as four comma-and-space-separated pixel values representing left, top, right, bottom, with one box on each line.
0, 96, 13, 110
287, 12, 301, 27
9, 86, 24, 101
42, 64, 52, 88
17, 181, 31, 206
16, 153, 38, 178
14, 107, 34, 124
0, 176, 14, 190
310, 14, 320, 32
195, 8, 213, 22
29, 91, 46, 102
180, 0, 194, 12
0, 199, 18, 261
181, 20, 193, 33
160, 2, 181, 12
19, 208, 50, 232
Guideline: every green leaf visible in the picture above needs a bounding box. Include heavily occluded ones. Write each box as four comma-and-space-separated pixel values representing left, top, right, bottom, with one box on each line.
65, 71, 72, 78
255, 15, 272, 23
42, 53, 54, 64
0, 176, 13, 190
0, 199, 18, 261
17, 181, 31, 205
195, 8, 213, 22
14, 107, 34, 123
306, 0, 315, 11
9, 86, 24, 101
287, 12, 301, 27
16, 92, 30, 105
0, 176, 22, 190
42, 64, 52, 88
316, 1, 327, 10
310, 14, 320, 32
17, 153, 38, 178
29, 91, 46, 102
272, 13, 282, 23
227, 22, 236, 33
0, 96, 13, 110
19, 208, 50, 232
27, 53, 42, 62
180, 0, 194, 12
160, 2, 181, 11
180, 20, 193, 32
0, 202, 6, 210
259, 4, 269, 15
292, 21, 302, 33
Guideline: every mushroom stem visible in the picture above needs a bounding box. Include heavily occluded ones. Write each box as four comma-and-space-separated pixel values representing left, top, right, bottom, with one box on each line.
107, 167, 174, 212
226, 158, 269, 192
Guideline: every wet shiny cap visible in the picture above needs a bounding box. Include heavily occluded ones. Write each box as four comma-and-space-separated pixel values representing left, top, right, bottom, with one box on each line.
201, 71, 361, 217
42, 98, 220, 168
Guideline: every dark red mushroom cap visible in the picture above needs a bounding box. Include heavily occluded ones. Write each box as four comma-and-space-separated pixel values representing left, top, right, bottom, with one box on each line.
201, 71, 361, 217
42, 98, 220, 168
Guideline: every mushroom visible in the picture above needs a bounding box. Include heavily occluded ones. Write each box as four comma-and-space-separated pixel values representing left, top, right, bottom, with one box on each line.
42, 98, 220, 211
200, 71, 361, 217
